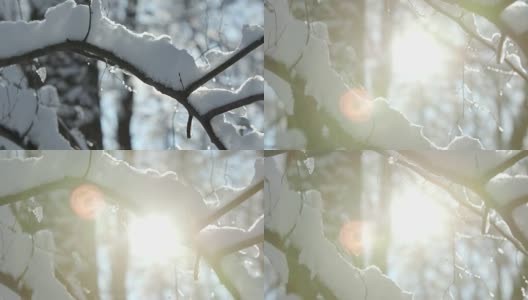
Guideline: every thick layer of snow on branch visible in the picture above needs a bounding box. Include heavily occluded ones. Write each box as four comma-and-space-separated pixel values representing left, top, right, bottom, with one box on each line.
197, 215, 263, 257
501, 1, 528, 35
87, 152, 205, 220
220, 254, 263, 299
0, 0, 262, 93
264, 0, 435, 149
0, 80, 71, 149
402, 138, 522, 179
0, 0, 198, 88
211, 116, 263, 149
265, 70, 294, 115
486, 174, 528, 206
445, 135, 484, 150
403, 150, 521, 179
0, 207, 73, 300
486, 174, 528, 240
203, 24, 263, 69
0, 1, 264, 150
264, 157, 411, 299
189, 76, 263, 115
0, 152, 206, 228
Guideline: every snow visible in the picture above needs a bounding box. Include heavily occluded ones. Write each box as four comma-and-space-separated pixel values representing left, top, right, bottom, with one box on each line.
401, 150, 521, 180
24, 231, 73, 300
264, 0, 436, 149
85, 152, 207, 225
196, 215, 263, 257
38, 85, 60, 108
264, 70, 294, 115
35, 67, 46, 82
239, 25, 264, 49
211, 116, 263, 150
486, 174, 528, 206
0, 66, 71, 149
252, 157, 264, 184
0, 0, 262, 93
195, 157, 263, 258
264, 242, 289, 285
0, 152, 207, 229
203, 25, 263, 69
88, 7, 200, 90
0, 1, 264, 150
501, 1, 528, 35
220, 254, 263, 299
272, 129, 307, 149
0, 67, 71, 149
265, 157, 412, 299
0, 152, 81, 197
446, 135, 484, 150
189, 76, 263, 115
0, 206, 73, 300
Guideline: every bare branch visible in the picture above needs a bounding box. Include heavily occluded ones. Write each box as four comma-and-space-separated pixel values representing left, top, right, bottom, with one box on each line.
0, 124, 37, 149
195, 179, 264, 232
202, 93, 264, 121
481, 151, 528, 181
184, 36, 264, 96
0, 271, 32, 299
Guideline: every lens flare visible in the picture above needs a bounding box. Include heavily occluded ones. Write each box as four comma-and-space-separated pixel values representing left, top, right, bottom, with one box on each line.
391, 187, 448, 243
127, 214, 184, 263
339, 220, 364, 256
70, 184, 106, 219
339, 89, 372, 123
391, 27, 447, 81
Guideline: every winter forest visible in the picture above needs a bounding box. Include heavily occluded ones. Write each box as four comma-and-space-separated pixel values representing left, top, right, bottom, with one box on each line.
1, 0, 528, 299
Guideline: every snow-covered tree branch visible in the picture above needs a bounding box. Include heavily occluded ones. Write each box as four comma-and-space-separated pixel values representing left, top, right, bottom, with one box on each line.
0, 151, 263, 299
265, 0, 528, 149
264, 150, 528, 299
264, 154, 413, 299
0, 0, 264, 149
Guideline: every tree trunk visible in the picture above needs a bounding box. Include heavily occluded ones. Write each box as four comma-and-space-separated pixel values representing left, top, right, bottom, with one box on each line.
117, 0, 138, 149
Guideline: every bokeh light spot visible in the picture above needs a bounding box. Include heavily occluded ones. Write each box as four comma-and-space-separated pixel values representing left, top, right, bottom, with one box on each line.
339, 89, 373, 123
339, 220, 364, 256
70, 184, 106, 220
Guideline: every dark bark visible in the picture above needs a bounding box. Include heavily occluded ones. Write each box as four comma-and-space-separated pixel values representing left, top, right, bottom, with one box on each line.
265, 230, 338, 300
509, 84, 528, 149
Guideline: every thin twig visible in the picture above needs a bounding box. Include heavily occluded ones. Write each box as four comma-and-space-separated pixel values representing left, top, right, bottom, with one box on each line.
194, 180, 264, 232
82, 0, 92, 42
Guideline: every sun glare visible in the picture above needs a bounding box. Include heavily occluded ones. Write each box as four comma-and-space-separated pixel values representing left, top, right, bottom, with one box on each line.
390, 187, 448, 244
392, 27, 447, 81
127, 214, 184, 263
